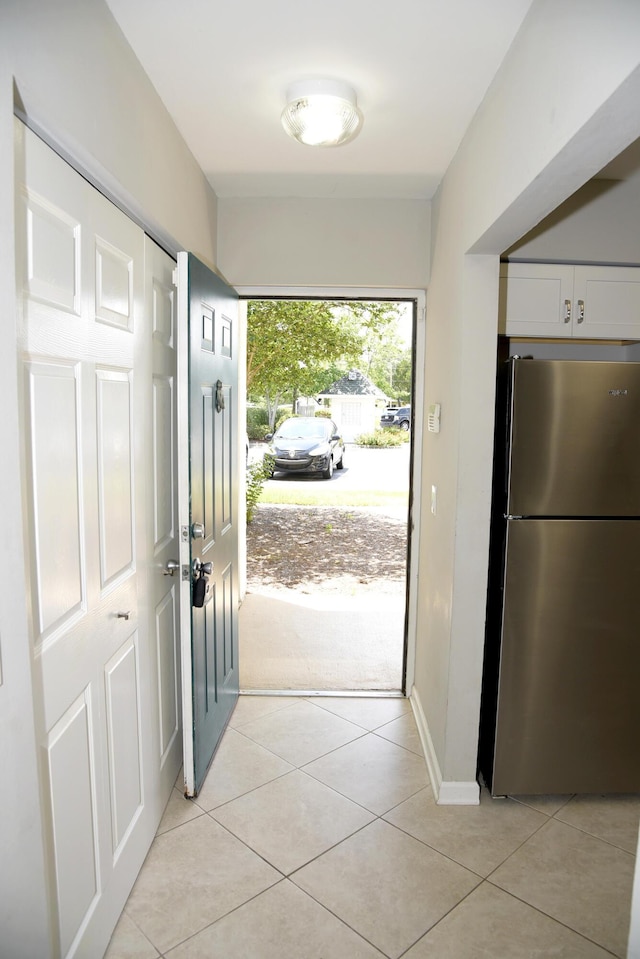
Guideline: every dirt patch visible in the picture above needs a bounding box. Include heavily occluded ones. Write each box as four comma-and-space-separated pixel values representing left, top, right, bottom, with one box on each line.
246, 504, 408, 594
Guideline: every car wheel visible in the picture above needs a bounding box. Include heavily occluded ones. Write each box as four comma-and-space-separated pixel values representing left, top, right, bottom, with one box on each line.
322, 456, 333, 480
400, 420, 410, 431
335, 448, 344, 469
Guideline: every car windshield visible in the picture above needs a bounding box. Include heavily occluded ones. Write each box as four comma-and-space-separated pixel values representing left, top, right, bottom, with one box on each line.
276, 418, 332, 440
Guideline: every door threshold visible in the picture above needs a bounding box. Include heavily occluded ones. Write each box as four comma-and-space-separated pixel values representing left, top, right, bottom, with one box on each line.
239, 688, 405, 698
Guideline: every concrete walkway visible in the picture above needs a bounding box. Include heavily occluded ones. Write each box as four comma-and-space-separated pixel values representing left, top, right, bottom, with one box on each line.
239, 579, 405, 691
241, 444, 410, 692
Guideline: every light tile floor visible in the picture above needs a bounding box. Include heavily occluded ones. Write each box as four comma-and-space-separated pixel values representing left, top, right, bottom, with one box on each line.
106, 695, 639, 959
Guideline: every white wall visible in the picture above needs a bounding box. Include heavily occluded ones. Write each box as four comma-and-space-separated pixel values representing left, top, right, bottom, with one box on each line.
0, 73, 49, 959
413, 0, 640, 805
505, 176, 640, 263
0, 2, 221, 954
459, 0, 640, 257
218, 197, 431, 289
2, 0, 218, 264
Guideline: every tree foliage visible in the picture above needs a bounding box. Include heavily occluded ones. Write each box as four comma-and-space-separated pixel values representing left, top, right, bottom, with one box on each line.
247, 300, 361, 394
367, 341, 412, 401
335, 302, 412, 400
246, 299, 412, 425
247, 300, 361, 426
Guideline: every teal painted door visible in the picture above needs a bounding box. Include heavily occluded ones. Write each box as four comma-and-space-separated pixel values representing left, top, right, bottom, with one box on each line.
177, 253, 239, 796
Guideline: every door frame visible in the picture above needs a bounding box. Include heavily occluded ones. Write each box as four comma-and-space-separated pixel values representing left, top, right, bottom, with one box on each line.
237, 285, 426, 694
175, 253, 194, 791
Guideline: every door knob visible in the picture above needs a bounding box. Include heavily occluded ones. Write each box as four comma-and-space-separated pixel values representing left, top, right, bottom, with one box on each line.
163, 559, 180, 576
191, 522, 205, 539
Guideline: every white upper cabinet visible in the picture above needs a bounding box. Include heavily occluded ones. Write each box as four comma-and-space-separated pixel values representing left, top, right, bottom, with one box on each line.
499, 263, 640, 339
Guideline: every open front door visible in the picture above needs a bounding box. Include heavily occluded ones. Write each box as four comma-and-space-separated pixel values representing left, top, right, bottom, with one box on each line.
177, 253, 240, 796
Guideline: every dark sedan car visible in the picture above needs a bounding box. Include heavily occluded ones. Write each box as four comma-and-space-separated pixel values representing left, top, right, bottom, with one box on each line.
379, 406, 398, 428
380, 405, 411, 430
268, 416, 345, 479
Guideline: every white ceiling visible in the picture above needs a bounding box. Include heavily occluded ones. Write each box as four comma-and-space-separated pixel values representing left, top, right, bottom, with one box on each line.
105, 0, 535, 200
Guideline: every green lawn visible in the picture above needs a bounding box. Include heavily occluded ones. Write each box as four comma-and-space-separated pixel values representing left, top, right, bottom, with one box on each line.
259, 486, 408, 508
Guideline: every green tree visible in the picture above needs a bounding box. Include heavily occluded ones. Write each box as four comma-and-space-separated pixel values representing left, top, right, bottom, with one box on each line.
335, 301, 412, 401
246, 300, 361, 428
334, 301, 405, 378
368, 342, 412, 400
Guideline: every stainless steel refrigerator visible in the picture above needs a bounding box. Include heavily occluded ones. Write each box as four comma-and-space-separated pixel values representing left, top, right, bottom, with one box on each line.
481, 357, 640, 796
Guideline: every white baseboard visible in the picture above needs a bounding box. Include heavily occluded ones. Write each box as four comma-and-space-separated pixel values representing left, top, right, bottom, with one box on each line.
437, 780, 480, 805
409, 685, 480, 805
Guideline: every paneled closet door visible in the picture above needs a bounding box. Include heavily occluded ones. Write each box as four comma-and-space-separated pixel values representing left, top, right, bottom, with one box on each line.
15, 120, 175, 958
144, 236, 182, 812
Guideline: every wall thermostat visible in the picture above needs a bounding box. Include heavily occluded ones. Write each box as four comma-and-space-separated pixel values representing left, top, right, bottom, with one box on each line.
428, 403, 441, 433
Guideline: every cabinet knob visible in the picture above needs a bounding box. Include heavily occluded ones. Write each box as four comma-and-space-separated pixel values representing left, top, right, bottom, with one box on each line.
576, 299, 585, 324
563, 299, 571, 324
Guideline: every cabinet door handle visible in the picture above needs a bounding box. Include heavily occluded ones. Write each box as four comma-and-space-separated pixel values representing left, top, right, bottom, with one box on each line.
577, 299, 585, 324
563, 299, 571, 324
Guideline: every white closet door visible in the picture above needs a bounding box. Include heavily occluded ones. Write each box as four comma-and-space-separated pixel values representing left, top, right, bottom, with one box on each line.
15, 120, 178, 958
144, 236, 182, 811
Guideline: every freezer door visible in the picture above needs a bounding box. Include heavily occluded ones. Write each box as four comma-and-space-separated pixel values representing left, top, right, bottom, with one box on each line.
492, 519, 640, 796
507, 359, 640, 517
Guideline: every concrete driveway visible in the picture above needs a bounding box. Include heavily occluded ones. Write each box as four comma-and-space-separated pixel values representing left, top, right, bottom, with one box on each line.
251, 441, 411, 498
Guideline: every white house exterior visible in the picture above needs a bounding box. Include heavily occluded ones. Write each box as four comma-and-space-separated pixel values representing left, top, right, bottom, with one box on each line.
318, 370, 389, 442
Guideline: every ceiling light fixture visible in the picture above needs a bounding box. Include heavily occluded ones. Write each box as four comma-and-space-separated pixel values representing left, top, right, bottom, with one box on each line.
281, 79, 362, 147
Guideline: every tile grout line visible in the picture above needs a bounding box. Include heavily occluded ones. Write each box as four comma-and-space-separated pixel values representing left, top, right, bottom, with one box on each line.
297, 764, 430, 820
159, 706, 430, 837
483, 812, 637, 884
155, 876, 291, 959
481, 878, 622, 958
125, 696, 637, 957
234, 726, 372, 767
171, 813, 394, 954
208, 799, 377, 878
230, 711, 427, 770
549, 814, 640, 856
199, 776, 634, 956
120, 904, 165, 958
393, 881, 484, 959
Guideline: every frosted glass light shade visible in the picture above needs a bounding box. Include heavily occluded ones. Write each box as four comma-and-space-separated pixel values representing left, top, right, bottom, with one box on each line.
281, 79, 362, 147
